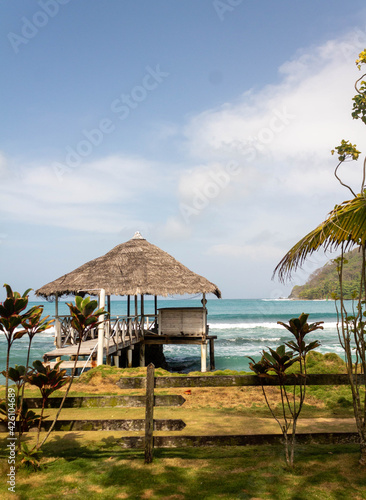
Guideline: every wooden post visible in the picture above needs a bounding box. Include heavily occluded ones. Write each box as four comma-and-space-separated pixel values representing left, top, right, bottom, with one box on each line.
105, 296, 111, 357
209, 338, 215, 371
127, 295, 131, 317
107, 294, 111, 340
201, 341, 207, 373
127, 346, 133, 368
202, 293, 207, 337
140, 343, 146, 367
134, 295, 138, 337
55, 292, 62, 348
97, 288, 106, 366
141, 294, 144, 333
144, 363, 155, 464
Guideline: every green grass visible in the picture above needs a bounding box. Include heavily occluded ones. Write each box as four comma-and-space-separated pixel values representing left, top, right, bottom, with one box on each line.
0, 440, 365, 500
306, 352, 347, 373
0, 352, 365, 498
284, 352, 364, 414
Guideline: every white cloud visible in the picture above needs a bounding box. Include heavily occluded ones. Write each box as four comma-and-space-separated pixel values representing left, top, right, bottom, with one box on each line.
4, 32, 366, 244
0, 152, 8, 177
153, 31, 366, 294
0, 155, 171, 233
172, 32, 366, 233
29, 155, 157, 204
183, 34, 366, 184
158, 216, 192, 240
207, 243, 285, 261
3, 30, 366, 298
177, 161, 251, 203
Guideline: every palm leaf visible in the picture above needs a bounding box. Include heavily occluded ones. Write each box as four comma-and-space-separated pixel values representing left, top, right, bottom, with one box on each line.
273, 193, 366, 282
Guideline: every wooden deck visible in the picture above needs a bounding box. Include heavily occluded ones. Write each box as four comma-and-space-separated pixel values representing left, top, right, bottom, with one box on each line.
43, 333, 216, 371
43, 335, 139, 366
44, 334, 215, 358
144, 333, 217, 345
44, 337, 134, 360
43, 308, 217, 371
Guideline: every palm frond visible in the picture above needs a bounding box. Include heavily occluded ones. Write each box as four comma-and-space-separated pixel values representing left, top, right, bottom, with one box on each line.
274, 193, 366, 282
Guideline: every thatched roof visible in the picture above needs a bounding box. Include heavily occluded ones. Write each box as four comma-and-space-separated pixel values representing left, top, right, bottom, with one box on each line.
35, 232, 221, 299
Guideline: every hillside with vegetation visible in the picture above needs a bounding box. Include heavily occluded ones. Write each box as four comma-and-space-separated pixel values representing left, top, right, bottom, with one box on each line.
289, 249, 362, 299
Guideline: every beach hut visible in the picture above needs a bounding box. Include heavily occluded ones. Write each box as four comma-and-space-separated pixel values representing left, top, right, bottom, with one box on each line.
36, 232, 221, 371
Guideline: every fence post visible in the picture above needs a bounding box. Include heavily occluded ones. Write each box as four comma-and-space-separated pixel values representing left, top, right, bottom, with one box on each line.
145, 363, 155, 464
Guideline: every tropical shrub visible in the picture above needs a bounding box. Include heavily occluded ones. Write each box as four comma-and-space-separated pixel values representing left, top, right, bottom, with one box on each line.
248, 313, 322, 466
274, 49, 366, 466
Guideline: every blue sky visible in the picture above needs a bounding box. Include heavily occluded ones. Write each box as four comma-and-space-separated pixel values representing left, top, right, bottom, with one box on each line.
1, 0, 366, 300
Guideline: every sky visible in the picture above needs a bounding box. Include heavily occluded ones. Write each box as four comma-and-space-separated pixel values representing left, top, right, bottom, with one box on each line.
1, 0, 366, 301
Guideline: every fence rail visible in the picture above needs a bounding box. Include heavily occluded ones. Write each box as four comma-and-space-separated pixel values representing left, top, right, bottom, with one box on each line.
119, 367, 364, 462
12, 366, 363, 464
116, 373, 366, 389
117, 432, 360, 450
23, 395, 185, 408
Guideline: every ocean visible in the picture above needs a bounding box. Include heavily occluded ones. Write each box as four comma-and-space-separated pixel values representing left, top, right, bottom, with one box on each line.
0, 298, 343, 377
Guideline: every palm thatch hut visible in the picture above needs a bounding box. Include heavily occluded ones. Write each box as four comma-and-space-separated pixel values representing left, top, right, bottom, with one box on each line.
36, 231, 221, 299
36, 232, 221, 371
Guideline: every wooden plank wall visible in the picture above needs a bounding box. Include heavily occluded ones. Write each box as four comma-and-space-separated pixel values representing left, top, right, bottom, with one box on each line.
158, 308, 206, 336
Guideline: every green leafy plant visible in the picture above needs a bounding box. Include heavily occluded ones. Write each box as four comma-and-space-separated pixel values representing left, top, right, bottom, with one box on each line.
0, 286, 54, 450
20, 306, 54, 376
18, 400, 42, 434
0, 364, 40, 442
27, 360, 69, 448
18, 442, 43, 470
0, 287, 105, 464
333, 260, 366, 462
0, 285, 88, 469
0, 284, 30, 413
249, 313, 322, 466
1, 364, 27, 396
39, 296, 105, 448
273, 49, 366, 466
18, 307, 53, 442
0, 399, 7, 424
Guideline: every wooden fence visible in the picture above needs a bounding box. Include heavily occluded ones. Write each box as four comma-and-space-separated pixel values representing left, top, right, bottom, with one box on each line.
20, 364, 365, 463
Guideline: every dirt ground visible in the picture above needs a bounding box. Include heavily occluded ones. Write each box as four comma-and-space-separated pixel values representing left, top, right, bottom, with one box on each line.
69, 370, 325, 411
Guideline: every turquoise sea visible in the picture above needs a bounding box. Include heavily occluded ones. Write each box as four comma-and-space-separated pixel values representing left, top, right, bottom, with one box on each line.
0, 298, 343, 376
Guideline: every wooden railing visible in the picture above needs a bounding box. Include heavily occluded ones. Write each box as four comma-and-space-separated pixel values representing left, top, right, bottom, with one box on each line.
55, 315, 98, 348
55, 314, 158, 349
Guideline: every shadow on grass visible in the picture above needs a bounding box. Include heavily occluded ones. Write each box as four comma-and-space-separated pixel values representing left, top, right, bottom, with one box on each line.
1, 435, 365, 500
95, 444, 365, 500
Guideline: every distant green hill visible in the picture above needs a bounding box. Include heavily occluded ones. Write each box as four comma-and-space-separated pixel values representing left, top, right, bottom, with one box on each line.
289, 249, 362, 300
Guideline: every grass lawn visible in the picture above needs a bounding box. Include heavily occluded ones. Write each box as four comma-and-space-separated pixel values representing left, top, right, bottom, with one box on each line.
0, 439, 365, 500
0, 353, 365, 499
